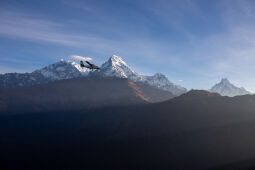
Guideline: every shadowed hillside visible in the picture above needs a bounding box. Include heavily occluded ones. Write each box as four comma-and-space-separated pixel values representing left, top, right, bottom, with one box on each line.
0, 77, 175, 114
1, 90, 255, 169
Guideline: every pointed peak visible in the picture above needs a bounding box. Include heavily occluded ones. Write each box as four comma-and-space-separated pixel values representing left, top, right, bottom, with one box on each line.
220, 78, 230, 84
210, 78, 251, 97
111, 54, 122, 59
102, 55, 129, 68
109, 55, 125, 63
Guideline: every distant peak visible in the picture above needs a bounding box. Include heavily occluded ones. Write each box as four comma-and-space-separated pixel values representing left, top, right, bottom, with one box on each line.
220, 78, 230, 84
210, 78, 250, 97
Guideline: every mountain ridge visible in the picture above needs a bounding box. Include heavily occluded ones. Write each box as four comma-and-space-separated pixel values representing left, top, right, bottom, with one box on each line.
95, 55, 187, 95
1, 56, 251, 97
0, 55, 186, 95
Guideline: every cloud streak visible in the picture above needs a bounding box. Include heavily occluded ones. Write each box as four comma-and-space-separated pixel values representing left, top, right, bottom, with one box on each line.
0, 11, 117, 53
69, 55, 92, 61
0, 11, 169, 59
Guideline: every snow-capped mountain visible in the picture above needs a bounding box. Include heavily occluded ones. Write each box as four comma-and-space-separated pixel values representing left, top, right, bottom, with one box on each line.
0, 72, 48, 88
95, 55, 187, 95
34, 59, 90, 80
96, 55, 144, 81
0, 60, 90, 88
143, 73, 187, 96
0, 55, 187, 95
210, 78, 251, 97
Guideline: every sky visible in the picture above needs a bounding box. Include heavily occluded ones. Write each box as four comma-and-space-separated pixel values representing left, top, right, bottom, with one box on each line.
1, 0, 255, 92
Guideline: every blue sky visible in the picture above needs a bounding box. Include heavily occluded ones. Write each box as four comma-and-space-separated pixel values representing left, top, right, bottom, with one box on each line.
1, 0, 255, 91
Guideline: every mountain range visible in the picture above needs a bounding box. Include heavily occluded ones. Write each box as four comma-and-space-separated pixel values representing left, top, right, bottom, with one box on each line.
96, 55, 187, 95
0, 55, 187, 96
0, 55, 252, 97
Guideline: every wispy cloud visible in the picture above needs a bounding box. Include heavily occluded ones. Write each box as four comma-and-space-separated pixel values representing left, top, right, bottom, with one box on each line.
0, 11, 117, 52
69, 55, 92, 61
0, 10, 169, 58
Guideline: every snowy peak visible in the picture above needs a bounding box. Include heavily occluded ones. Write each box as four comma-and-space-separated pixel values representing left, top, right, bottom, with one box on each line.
34, 60, 90, 81
97, 55, 187, 96
100, 55, 140, 80
0, 55, 187, 96
213, 78, 235, 89
109, 55, 129, 67
143, 73, 170, 88
210, 78, 250, 97
220, 78, 230, 85
0, 59, 91, 88
103, 55, 129, 68
151, 73, 168, 82
143, 73, 187, 96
